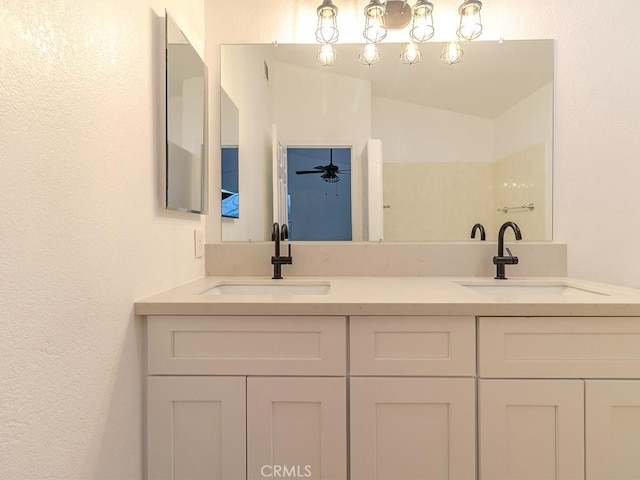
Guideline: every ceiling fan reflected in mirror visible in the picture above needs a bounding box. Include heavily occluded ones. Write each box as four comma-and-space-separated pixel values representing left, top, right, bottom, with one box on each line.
295, 150, 351, 183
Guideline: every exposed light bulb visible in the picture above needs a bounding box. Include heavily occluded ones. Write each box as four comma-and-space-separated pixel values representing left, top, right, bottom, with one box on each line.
317, 43, 337, 66
457, 0, 483, 41
400, 41, 422, 65
359, 42, 380, 65
363, 0, 387, 43
315, 0, 339, 44
440, 42, 464, 65
410, 0, 434, 43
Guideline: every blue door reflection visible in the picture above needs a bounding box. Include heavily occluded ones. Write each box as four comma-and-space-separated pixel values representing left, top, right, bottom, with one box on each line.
287, 147, 352, 241
221, 146, 239, 218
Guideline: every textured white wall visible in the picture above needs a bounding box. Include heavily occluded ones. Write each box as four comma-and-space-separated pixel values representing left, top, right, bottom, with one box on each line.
206, 0, 640, 288
0, 0, 205, 478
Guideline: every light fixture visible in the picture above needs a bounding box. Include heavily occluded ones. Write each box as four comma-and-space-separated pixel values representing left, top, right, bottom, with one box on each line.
363, 0, 387, 43
359, 42, 380, 65
317, 43, 338, 66
457, 0, 483, 41
322, 174, 340, 183
315, 0, 339, 44
312, 0, 487, 66
399, 41, 422, 65
410, 0, 434, 43
440, 41, 464, 64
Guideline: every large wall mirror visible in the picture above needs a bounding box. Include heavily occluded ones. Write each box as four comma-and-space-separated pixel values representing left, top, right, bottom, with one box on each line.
220, 40, 553, 241
165, 13, 208, 214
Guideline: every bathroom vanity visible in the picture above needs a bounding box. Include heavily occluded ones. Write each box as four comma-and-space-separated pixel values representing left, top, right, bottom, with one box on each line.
136, 277, 640, 480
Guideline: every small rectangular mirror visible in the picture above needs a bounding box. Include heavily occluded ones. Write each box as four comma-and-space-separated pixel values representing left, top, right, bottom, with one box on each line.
165, 12, 208, 214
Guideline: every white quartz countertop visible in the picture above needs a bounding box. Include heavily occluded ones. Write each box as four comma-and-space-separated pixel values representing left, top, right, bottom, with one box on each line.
135, 277, 640, 317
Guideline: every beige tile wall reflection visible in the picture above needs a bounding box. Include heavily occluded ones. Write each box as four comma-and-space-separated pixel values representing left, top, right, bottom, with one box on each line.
383, 143, 547, 242
384, 162, 494, 241
492, 143, 546, 240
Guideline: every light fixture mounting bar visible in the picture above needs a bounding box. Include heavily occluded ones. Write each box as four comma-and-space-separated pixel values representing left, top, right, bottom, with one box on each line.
384, 0, 412, 29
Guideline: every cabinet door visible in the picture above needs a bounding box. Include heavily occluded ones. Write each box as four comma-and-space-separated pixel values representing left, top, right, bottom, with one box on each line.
351, 377, 476, 480
147, 376, 246, 480
586, 380, 640, 480
247, 377, 346, 480
479, 379, 584, 480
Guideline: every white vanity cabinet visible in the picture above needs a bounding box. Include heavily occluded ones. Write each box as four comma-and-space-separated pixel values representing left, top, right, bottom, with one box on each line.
146, 315, 347, 480
478, 316, 640, 480
349, 316, 477, 480
145, 310, 640, 480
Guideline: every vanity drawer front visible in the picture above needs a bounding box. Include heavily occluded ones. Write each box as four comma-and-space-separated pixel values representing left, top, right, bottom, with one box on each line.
479, 316, 640, 378
350, 316, 476, 376
148, 316, 346, 375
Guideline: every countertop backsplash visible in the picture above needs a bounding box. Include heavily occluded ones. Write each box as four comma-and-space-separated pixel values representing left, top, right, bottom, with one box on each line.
205, 242, 567, 278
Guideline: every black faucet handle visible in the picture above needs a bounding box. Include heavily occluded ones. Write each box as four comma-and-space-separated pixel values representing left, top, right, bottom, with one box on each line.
506, 247, 513, 257
493, 253, 519, 266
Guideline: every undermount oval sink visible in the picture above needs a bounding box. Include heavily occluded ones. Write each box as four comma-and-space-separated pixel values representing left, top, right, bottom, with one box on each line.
201, 281, 331, 296
459, 282, 609, 297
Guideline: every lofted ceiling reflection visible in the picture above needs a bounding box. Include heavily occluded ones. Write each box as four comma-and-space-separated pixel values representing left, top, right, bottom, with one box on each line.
271, 40, 553, 119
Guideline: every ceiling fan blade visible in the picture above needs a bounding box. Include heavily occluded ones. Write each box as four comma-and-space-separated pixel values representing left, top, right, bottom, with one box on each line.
297, 149, 349, 181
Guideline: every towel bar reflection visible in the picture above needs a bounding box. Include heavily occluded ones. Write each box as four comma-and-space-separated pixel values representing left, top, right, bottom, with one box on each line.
497, 203, 534, 213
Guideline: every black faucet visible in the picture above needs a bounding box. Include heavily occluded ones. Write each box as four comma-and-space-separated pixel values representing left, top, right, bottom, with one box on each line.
471, 223, 486, 241
493, 221, 522, 280
271, 222, 292, 279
